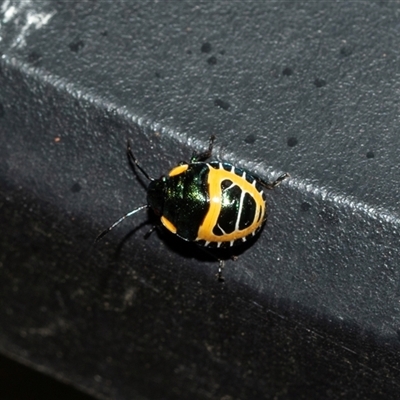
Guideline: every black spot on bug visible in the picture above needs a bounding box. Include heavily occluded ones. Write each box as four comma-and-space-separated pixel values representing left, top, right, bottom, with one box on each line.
186, 49, 192, 55
0, 103, 4, 118
239, 193, 256, 230
366, 151, 375, 159
301, 202, 311, 212
71, 183, 82, 193
155, 72, 161, 78
214, 99, 230, 110
69, 39, 85, 53
244, 134, 256, 144
287, 137, 298, 147
221, 164, 231, 172
282, 67, 293, 76
340, 46, 353, 57
314, 78, 327, 88
207, 56, 217, 65
201, 42, 212, 53
27, 51, 42, 64
319, 207, 339, 225
216, 180, 243, 235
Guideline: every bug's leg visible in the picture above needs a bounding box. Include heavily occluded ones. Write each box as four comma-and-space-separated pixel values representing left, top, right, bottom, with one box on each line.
217, 259, 225, 282
196, 245, 226, 282
144, 225, 158, 239
190, 135, 216, 163
127, 140, 154, 181
259, 172, 290, 190
217, 255, 237, 281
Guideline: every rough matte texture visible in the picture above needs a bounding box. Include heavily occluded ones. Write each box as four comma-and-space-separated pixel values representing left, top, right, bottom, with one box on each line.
0, 352, 96, 400
1, 1, 400, 399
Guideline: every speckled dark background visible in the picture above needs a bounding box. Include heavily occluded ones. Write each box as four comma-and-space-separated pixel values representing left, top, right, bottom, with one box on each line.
1, 1, 400, 399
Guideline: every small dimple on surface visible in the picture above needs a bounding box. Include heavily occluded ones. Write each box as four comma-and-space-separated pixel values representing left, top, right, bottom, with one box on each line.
201, 42, 212, 53
214, 99, 230, 110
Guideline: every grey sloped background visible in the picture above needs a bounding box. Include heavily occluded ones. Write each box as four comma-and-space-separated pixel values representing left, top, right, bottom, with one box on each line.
0, 1, 400, 399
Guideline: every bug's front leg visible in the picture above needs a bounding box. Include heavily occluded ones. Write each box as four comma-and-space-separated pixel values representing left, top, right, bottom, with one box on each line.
190, 135, 216, 163
259, 172, 290, 190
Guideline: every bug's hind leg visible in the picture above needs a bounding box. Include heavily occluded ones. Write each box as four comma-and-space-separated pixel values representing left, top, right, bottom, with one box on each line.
259, 172, 290, 190
197, 244, 227, 282
216, 255, 239, 282
217, 260, 225, 282
144, 225, 158, 239
190, 135, 216, 163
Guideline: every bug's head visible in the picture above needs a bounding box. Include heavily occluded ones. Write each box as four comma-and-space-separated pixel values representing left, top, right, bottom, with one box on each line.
147, 176, 167, 216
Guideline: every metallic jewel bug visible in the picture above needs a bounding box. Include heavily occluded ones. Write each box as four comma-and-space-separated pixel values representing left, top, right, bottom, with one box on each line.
96, 136, 289, 280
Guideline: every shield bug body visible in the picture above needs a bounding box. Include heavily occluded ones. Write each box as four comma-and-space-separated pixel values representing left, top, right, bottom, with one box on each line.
97, 136, 289, 280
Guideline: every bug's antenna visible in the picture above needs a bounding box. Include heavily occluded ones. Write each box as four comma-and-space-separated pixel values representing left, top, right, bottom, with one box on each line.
95, 204, 149, 243
127, 140, 154, 181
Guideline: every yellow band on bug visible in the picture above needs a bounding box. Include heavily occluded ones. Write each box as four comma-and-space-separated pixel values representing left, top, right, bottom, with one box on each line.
196, 165, 266, 243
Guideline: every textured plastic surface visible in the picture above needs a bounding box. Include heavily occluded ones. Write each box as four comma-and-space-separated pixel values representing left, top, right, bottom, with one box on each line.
1, 1, 400, 399
0, 352, 95, 400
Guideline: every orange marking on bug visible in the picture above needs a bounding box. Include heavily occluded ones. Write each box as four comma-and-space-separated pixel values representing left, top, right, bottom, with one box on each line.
196, 166, 266, 243
161, 215, 177, 234
168, 164, 189, 177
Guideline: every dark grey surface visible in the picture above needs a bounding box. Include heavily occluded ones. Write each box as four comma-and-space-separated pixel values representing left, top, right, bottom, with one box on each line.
0, 352, 96, 400
1, 1, 400, 399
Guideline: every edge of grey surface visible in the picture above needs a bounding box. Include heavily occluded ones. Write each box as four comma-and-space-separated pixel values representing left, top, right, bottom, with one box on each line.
1, 1, 400, 399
